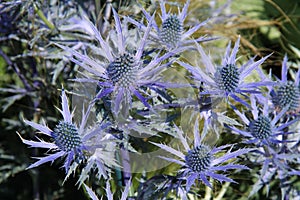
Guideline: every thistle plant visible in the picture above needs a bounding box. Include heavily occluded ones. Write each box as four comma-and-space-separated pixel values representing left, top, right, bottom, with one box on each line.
19, 90, 86, 171
227, 94, 300, 198
127, 0, 211, 50
271, 55, 300, 113
152, 120, 252, 191
228, 95, 298, 146
178, 37, 273, 106
19, 89, 118, 179
56, 8, 184, 117
2, 0, 300, 199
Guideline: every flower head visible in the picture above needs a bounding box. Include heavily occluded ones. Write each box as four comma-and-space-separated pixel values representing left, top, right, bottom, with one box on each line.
152, 119, 251, 190
57, 8, 182, 116
52, 121, 82, 152
271, 55, 300, 113
18, 89, 86, 172
159, 14, 183, 48
178, 37, 272, 106
19, 89, 116, 176
127, 0, 210, 50
228, 95, 297, 146
185, 144, 212, 173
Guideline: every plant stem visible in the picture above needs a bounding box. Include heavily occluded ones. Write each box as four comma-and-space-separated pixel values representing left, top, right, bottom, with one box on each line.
33, 3, 55, 31
204, 184, 212, 200
0, 49, 32, 91
120, 148, 131, 186
214, 182, 230, 200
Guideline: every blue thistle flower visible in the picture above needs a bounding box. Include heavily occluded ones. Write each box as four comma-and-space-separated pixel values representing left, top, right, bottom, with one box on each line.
228, 95, 298, 146
127, 0, 211, 50
276, 82, 300, 111
18, 90, 85, 171
52, 121, 82, 152
56, 8, 183, 116
19, 90, 116, 176
185, 144, 212, 173
248, 115, 272, 140
215, 63, 240, 93
159, 14, 183, 48
178, 37, 273, 106
152, 120, 251, 190
271, 55, 300, 113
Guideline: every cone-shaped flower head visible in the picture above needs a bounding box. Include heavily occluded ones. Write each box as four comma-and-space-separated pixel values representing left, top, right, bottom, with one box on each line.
152, 119, 251, 190
276, 82, 300, 111
19, 90, 86, 172
248, 115, 272, 140
19, 90, 117, 177
271, 55, 300, 112
185, 144, 212, 173
127, 0, 210, 50
52, 121, 82, 152
178, 37, 272, 106
159, 14, 183, 49
215, 63, 240, 93
228, 95, 298, 146
106, 53, 138, 87
57, 8, 183, 116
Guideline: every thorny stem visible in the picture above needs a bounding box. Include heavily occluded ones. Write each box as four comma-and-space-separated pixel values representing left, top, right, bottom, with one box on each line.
33, 3, 55, 31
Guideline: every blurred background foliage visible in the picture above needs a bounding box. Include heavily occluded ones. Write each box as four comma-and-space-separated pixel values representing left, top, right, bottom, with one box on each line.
0, 0, 299, 199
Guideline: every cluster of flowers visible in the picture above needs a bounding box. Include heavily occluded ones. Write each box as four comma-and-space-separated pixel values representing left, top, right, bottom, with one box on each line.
19, 0, 300, 199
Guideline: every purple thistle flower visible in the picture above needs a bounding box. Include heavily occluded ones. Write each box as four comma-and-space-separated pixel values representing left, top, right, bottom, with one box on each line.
19, 89, 115, 176
152, 120, 251, 191
271, 55, 300, 113
56, 8, 183, 116
126, 0, 211, 50
178, 37, 272, 106
19, 89, 85, 172
228, 95, 298, 146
